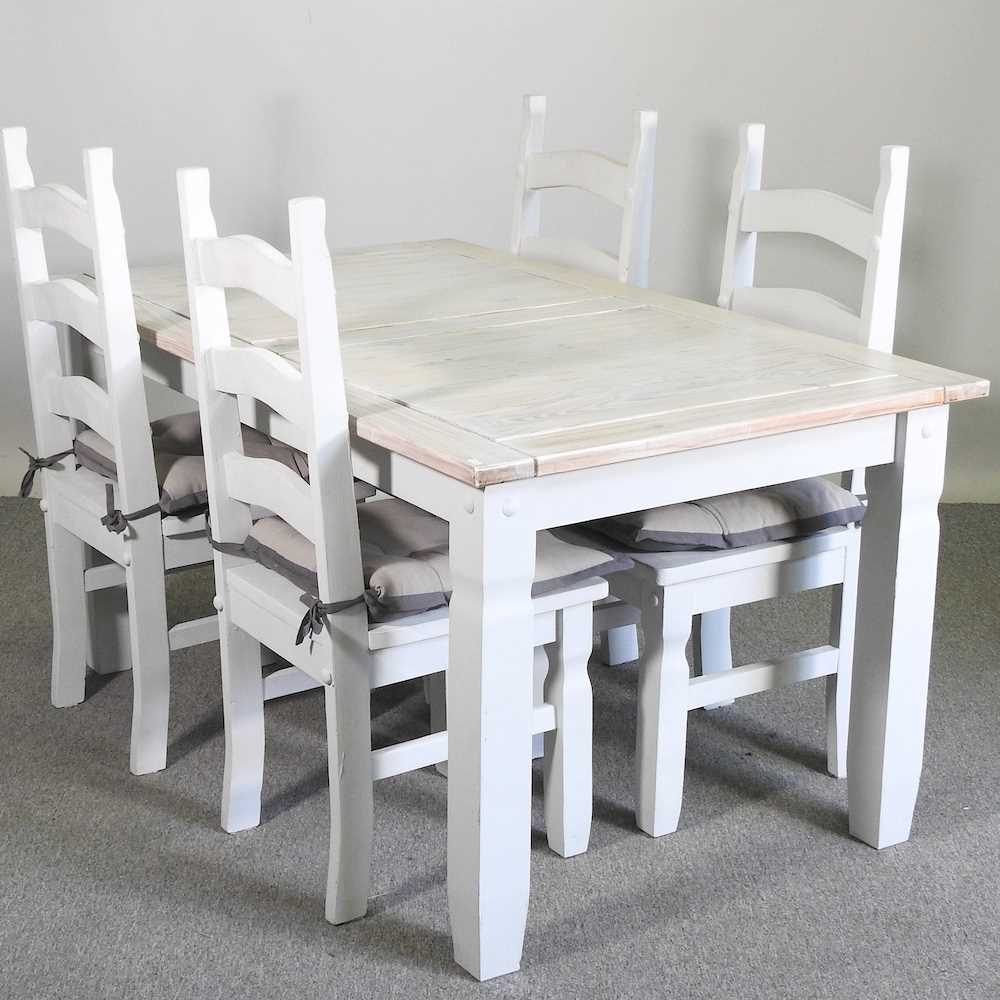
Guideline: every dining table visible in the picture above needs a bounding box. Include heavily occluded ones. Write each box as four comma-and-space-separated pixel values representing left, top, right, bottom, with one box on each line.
95, 238, 987, 980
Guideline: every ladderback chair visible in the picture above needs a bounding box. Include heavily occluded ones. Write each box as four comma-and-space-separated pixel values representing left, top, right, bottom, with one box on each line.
511, 95, 658, 286
592, 124, 909, 838
178, 169, 621, 923
1, 128, 220, 775
692, 123, 910, 696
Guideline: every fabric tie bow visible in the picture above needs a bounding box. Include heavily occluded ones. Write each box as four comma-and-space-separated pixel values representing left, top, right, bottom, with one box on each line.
18, 447, 73, 498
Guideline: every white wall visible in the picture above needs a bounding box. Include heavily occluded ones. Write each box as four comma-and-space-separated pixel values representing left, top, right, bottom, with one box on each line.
1, 0, 997, 499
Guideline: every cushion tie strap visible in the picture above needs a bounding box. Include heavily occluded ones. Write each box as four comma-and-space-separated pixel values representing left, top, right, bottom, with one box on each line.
206, 533, 364, 646
296, 594, 366, 647
18, 447, 73, 498
208, 535, 247, 557
100, 484, 161, 535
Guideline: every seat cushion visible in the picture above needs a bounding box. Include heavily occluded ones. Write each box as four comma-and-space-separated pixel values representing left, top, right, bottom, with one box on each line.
586, 478, 865, 552
242, 499, 632, 622
74, 413, 375, 516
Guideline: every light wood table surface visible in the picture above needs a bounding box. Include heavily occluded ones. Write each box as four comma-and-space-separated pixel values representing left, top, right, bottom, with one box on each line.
120, 239, 988, 980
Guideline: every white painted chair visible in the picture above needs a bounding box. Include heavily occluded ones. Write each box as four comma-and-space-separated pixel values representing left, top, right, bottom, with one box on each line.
597, 123, 909, 837
177, 169, 610, 923
1, 128, 223, 775
511, 95, 657, 287
511, 95, 657, 673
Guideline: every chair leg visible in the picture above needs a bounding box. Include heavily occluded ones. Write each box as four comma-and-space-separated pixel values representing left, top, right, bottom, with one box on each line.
599, 623, 639, 666
543, 603, 593, 858
219, 614, 265, 831
532, 645, 547, 760
692, 608, 734, 709
827, 536, 860, 778
124, 532, 171, 775
324, 603, 374, 925
426, 670, 449, 777
636, 587, 692, 837
46, 518, 88, 708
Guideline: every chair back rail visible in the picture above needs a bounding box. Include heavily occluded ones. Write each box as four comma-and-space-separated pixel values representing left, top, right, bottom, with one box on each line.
9, 182, 94, 248
208, 344, 310, 434
223, 453, 315, 541
23, 277, 104, 348
510, 95, 657, 287
1, 128, 158, 514
177, 168, 364, 612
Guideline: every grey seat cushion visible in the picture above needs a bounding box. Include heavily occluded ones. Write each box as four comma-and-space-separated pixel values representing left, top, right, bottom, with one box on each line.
74, 413, 375, 516
242, 499, 632, 622
586, 478, 865, 552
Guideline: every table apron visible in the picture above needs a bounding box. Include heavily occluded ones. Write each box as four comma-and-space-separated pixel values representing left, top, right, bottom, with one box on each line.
494, 413, 898, 531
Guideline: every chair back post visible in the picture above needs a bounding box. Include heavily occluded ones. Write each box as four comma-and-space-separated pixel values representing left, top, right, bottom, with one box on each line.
859, 145, 909, 354
510, 94, 547, 256
718, 122, 765, 310
83, 147, 158, 515
286, 197, 365, 611
2, 127, 68, 470
176, 167, 251, 555
618, 109, 658, 287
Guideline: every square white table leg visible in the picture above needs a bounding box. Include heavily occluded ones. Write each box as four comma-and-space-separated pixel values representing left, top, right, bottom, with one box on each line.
447, 488, 536, 981
848, 405, 949, 848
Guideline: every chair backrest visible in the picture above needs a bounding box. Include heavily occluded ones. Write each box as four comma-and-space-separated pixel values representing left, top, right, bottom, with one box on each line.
510, 95, 658, 287
2, 128, 158, 512
176, 168, 363, 612
718, 122, 909, 354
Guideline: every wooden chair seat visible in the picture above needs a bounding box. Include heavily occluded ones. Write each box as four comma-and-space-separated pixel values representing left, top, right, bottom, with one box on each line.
588, 524, 857, 587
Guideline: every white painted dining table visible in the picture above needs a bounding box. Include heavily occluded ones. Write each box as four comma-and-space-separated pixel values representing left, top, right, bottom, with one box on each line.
106, 239, 987, 980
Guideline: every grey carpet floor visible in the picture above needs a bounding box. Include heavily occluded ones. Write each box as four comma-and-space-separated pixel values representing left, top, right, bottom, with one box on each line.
1, 498, 998, 1000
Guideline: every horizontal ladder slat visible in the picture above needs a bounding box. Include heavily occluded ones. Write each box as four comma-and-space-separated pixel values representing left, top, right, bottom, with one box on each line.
525, 149, 628, 205
688, 645, 839, 710
731, 286, 861, 343
24, 278, 104, 347
209, 345, 308, 431
741, 188, 874, 258
223, 452, 314, 541
519, 236, 619, 280
47, 374, 113, 441
13, 183, 93, 248
196, 234, 295, 315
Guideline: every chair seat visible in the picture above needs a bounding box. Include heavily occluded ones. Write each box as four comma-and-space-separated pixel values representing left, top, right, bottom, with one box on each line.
239, 497, 628, 623
227, 558, 609, 655
626, 525, 858, 587
74, 412, 375, 517
585, 478, 864, 554
561, 521, 857, 587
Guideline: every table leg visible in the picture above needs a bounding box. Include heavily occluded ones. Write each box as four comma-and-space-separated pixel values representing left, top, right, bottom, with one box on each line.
447, 489, 536, 981
848, 405, 949, 848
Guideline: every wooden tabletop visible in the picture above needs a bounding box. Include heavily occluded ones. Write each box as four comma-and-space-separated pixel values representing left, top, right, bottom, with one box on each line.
119, 239, 989, 487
